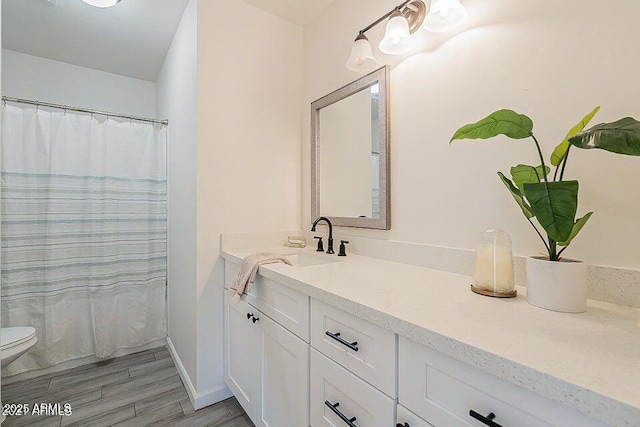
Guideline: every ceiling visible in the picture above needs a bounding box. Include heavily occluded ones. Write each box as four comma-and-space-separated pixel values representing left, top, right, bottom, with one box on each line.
2, 0, 334, 82
241, 0, 335, 26
2, 0, 191, 82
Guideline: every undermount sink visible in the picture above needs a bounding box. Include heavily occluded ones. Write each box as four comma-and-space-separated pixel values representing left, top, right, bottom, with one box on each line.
285, 253, 342, 268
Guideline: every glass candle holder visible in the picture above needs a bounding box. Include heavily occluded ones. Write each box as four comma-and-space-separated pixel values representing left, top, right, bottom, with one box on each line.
471, 229, 517, 298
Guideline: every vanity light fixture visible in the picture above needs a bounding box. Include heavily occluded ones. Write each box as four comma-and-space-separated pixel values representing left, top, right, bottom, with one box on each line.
81, 0, 121, 8
346, 0, 467, 71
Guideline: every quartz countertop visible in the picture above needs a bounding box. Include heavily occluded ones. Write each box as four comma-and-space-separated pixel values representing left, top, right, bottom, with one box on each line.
221, 247, 640, 426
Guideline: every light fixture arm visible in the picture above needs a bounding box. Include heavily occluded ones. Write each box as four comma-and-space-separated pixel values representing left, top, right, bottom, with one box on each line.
359, 1, 411, 35
357, 0, 425, 36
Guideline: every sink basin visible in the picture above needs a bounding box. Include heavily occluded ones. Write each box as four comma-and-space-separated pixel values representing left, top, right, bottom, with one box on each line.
285, 253, 342, 268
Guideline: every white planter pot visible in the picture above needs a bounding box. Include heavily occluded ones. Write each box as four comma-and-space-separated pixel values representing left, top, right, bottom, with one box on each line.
526, 256, 587, 313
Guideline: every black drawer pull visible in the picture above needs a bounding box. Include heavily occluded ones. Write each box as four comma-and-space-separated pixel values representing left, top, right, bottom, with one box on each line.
325, 401, 357, 427
469, 410, 503, 427
252, 315, 259, 323
247, 313, 252, 320
325, 331, 359, 352
396, 423, 410, 427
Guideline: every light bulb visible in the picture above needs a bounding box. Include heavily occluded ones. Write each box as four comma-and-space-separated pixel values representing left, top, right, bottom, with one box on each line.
423, 0, 467, 33
378, 10, 415, 55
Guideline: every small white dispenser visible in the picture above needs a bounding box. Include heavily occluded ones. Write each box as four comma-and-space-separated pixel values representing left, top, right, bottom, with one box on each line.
471, 229, 516, 298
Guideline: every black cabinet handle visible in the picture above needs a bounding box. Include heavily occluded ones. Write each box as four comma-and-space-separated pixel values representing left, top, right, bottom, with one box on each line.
325, 401, 357, 427
396, 423, 409, 427
247, 313, 252, 320
252, 316, 259, 324
325, 331, 359, 352
469, 410, 503, 427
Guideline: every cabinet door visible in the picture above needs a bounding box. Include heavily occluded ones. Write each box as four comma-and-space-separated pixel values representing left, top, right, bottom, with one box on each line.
256, 313, 309, 427
224, 292, 259, 420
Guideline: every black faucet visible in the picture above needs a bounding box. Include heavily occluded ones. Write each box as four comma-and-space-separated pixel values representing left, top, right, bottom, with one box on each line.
311, 217, 334, 254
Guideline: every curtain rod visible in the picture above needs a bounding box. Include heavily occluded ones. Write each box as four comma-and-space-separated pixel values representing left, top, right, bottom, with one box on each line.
2, 96, 169, 126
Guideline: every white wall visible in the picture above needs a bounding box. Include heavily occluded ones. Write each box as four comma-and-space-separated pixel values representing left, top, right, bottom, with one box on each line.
156, 0, 198, 393
303, 0, 640, 269
196, 0, 302, 399
2, 49, 156, 117
157, 0, 302, 406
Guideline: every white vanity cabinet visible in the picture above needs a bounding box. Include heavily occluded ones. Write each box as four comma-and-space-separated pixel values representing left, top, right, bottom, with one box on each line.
223, 261, 309, 427
223, 257, 615, 427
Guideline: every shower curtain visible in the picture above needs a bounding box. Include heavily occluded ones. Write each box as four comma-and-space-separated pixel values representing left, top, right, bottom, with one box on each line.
1, 105, 167, 375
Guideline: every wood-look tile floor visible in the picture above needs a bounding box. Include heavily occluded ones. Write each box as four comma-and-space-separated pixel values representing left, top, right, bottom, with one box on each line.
1, 346, 254, 427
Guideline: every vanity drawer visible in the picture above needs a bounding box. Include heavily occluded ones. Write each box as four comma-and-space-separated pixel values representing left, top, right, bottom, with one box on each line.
399, 337, 605, 427
246, 274, 309, 342
311, 299, 396, 397
397, 405, 433, 427
310, 349, 395, 427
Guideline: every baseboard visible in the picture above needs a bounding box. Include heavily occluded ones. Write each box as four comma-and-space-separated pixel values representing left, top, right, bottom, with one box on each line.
191, 383, 234, 410
166, 336, 233, 410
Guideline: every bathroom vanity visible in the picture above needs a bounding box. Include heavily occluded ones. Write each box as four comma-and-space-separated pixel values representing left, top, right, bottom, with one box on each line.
222, 246, 639, 427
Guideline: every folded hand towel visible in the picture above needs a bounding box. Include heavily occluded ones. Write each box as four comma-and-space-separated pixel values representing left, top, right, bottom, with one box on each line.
230, 252, 292, 303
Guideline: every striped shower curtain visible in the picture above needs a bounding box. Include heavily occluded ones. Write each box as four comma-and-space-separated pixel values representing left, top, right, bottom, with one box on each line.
1, 105, 167, 375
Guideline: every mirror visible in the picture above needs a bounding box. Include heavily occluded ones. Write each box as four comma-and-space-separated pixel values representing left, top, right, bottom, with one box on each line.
311, 66, 390, 230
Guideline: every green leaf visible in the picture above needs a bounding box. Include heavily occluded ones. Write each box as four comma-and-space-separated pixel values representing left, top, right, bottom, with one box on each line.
450, 110, 533, 143
497, 172, 534, 219
510, 164, 550, 192
558, 212, 593, 246
523, 181, 579, 242
569, 117, 640, 155
550, 106, 600, 166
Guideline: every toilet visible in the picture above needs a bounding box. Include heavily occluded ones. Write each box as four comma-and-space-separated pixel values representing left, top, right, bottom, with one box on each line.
1, 327, 37, 367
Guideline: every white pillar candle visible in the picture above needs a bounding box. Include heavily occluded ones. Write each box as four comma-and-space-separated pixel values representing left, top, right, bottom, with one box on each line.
474, 242, 514, 293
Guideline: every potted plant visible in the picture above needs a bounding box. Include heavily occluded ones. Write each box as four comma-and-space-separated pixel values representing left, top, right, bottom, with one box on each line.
450, 108, 640, 312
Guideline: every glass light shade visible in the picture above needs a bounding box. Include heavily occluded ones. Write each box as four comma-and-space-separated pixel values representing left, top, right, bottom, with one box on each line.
82, 0, 121, 8
378, 10, 415, 55
472, 229, 516, 297
423, 0, 468, 33
346, 34, 377, 72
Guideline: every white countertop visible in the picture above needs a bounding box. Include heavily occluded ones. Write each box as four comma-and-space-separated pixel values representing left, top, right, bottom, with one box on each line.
222, 247, 640, 426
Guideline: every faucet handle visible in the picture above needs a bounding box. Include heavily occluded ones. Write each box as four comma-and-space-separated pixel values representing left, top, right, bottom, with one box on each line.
314, 236, 324, 252
338, 240, 349, 257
